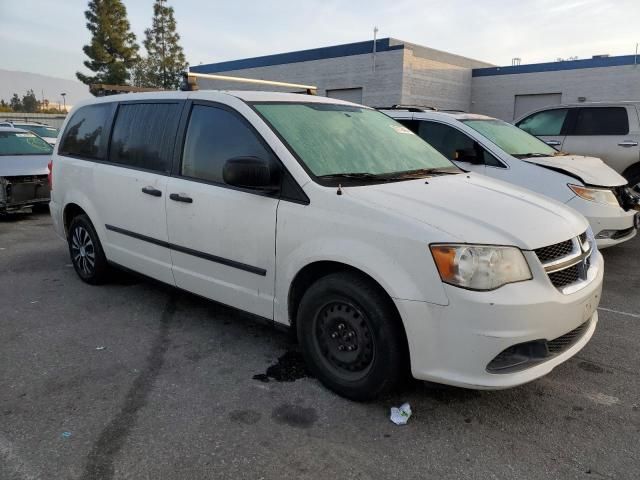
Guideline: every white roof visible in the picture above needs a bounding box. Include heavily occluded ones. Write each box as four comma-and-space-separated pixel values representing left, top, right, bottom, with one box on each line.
71, 89, 365, 110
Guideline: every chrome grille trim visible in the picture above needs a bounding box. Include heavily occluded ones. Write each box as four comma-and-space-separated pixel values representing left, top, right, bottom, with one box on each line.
534, 231, 595, 293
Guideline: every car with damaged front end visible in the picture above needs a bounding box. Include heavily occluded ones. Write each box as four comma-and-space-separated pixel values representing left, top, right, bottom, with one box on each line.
0, 127, 52, 214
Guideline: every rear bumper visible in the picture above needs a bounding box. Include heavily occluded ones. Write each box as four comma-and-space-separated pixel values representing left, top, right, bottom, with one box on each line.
395, 250, 604, 389
49, 199, 66, 241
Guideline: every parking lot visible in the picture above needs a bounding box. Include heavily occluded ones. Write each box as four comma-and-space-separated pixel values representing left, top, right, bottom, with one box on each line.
0, 211, 638, 480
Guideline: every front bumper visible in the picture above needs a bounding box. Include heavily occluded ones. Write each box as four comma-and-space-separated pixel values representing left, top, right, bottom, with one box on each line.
566, 196, 637, 248
395, 249, 604, 389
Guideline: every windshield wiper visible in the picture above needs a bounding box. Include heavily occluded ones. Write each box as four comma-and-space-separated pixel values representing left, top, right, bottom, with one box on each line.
318, 168, 461, 184
375, 167, 461, 180
512, 153, 551, 159
317, 172, 391, 182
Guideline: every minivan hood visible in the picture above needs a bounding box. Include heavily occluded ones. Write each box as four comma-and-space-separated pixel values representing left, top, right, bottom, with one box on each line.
0, 154, 51, 177
345, 173, 588, 250
522, 155, 626, 187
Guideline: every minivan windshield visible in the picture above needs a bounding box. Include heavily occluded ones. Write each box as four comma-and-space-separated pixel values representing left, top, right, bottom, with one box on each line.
253, 102, 459, 184
462, 119, 559, 158
0, 131, 53, 155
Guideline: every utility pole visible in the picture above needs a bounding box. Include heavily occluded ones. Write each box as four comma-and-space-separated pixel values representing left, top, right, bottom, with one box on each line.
372, 26, 379, 72
61, 92, 66, 112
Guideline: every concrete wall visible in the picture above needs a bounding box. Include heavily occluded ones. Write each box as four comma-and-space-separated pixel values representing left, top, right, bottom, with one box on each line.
401, 48, 477, 111
0, 112, 67, 129
471, 65, 640, 121
195, 49, 405, 108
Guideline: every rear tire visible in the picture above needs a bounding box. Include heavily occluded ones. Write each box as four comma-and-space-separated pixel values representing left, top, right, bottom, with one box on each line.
296, 271, 407, 401
67, 214, 109, 285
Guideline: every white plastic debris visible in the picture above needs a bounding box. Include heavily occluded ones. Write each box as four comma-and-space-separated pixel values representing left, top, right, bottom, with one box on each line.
390, 403, 412, 425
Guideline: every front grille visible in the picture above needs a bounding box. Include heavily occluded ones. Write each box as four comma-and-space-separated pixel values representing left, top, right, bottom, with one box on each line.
611, 227, 635, 240
535, 231, 593, 293
547, 320, 591, 354
548, 264, 581, 288
534, 239, 574, 263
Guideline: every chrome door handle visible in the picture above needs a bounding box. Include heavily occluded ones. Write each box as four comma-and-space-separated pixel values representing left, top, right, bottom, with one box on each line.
618, 141, 638, 147
545, 140, 562, 146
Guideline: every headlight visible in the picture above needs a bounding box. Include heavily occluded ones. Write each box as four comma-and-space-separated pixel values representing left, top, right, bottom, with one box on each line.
568, 184, 619, 207
430, 244, 532, 291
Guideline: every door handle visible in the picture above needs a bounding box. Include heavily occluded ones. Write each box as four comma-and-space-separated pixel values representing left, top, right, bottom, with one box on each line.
169, 193, 193, 203
618, 141, 638, 147
141, 186, 162, 197
545, 140, 562, 146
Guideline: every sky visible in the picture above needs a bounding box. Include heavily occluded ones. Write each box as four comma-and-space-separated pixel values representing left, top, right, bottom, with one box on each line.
0, 0, 639, 81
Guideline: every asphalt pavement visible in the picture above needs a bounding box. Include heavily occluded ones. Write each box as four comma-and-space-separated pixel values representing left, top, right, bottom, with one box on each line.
1, 212, 639, 480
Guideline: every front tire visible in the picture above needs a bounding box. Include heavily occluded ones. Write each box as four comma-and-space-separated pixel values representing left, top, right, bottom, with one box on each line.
297, 272, 407, 401
624, 163, 640, 193
68, 214, 109, 284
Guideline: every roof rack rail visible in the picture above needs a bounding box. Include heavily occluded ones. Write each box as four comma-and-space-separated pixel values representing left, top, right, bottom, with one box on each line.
180, 72, 318, 95
90, 84, 165, 96
376, 104, 438, 112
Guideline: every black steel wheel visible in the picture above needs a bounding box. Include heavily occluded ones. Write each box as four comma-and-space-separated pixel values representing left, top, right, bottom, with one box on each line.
68, 214, 109, 284
297, 271, 408, 401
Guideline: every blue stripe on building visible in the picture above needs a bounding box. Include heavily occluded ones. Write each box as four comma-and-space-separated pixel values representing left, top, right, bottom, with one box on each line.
473, 54, 639, 77
190, 38, 404, 74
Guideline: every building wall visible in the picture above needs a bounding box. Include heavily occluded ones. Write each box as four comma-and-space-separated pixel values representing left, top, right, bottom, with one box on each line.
471, 64, 640, 121
401, 49, 476, 111
194, 49, 406, 108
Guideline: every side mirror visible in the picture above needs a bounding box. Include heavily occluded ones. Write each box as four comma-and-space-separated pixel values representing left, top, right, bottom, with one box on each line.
223, 156, 280, 191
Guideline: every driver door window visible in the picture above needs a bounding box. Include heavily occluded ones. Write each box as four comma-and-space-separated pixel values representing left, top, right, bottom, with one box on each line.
416, 121, 504, 169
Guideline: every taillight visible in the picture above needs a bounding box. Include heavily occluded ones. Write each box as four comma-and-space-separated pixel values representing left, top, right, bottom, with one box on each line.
47, 160, 53, 189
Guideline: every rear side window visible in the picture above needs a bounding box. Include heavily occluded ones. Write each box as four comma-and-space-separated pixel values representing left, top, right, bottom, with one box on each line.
517, 109, 568, 136
59, 104, 113, 159
181, 105, 274, 184
109, 103, 181, 173
573, 107, 629, 135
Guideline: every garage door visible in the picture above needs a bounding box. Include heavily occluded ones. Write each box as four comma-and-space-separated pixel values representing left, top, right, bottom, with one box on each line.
513, 93, 562, 120
326, 88, 363, 104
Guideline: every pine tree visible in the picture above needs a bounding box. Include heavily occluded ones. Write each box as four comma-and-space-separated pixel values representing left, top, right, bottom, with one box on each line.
77, 0, 139, 89
143, 0, 187, 89
22, 90, 39, 113
9, 94, 22, 112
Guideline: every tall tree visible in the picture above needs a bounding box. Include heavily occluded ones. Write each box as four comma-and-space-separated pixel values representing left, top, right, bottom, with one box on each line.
9, 94, 22, 112
77, 0, 139, 89
143, 0, 187, 89
22, 90, 39, 113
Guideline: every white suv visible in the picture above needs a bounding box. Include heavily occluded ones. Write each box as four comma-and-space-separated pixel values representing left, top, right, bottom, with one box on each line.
515, 102, 640, 191
50, 91, 603, 400
384, 107, 639, 248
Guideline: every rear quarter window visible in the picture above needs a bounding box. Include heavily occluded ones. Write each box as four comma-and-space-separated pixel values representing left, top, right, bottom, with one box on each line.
572, 107, 629, 135
59, 103, 114, 159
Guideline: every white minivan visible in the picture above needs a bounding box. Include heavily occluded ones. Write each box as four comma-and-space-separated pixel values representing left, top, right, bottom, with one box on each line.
384, 108, 639, 248
50, 91, 603, 400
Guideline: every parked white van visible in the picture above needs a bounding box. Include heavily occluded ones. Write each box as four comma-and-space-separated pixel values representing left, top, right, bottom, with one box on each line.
384, 107, 639, 249
50, 90, 603, 400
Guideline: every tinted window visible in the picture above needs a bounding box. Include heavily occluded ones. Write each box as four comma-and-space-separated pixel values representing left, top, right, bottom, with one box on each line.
59, 104, 112, 159
417, 121, 503, 167
109, 103, 181, 173
517, 109, 568, 136
182, 105, 274, 183
573, 107, 629, 135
